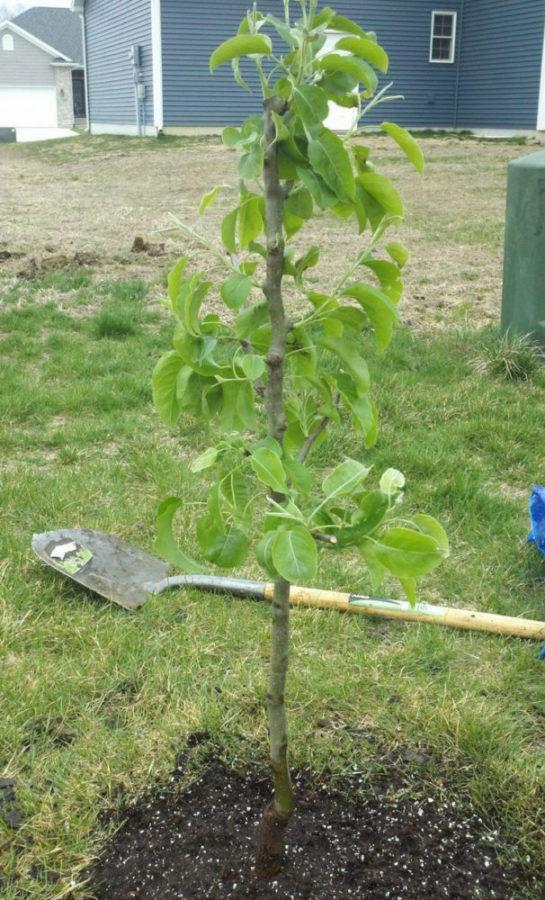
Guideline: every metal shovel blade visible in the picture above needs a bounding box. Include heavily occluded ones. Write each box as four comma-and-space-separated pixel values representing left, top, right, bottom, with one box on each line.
32, 529, 170, 610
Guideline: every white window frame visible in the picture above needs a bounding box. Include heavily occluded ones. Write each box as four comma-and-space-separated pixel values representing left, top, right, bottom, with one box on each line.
429, 10, 457, 64
2, 33, 14, 51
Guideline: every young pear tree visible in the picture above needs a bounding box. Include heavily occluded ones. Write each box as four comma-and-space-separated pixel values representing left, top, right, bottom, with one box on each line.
152, 0, 449, 878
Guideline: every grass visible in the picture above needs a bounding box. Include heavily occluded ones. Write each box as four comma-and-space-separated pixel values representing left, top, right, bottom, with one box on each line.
471, 330, 545, 381
1, 273, 545, 898
14, 132, 220, 165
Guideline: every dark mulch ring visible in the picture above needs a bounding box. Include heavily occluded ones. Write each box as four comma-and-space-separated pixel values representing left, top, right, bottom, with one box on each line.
90, 753, 537, 900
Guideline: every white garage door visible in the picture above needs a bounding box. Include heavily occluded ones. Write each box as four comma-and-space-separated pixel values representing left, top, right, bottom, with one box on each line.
0, 87, 57, 128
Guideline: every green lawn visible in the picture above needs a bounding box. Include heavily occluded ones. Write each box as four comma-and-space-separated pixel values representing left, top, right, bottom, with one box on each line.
1, 271, 545, 897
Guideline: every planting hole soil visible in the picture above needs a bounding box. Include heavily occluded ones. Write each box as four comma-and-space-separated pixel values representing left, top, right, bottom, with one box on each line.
91, 757, 524, 899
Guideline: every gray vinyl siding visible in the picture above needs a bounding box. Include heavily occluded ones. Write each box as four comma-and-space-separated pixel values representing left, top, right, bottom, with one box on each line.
0, 29, 56, 87
84, 0, 153, 127
160, 0, 463, 128
456, 0, 545, 130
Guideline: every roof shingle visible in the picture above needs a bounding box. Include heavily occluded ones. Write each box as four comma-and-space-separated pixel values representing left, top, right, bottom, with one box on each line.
12, 7, 83, 65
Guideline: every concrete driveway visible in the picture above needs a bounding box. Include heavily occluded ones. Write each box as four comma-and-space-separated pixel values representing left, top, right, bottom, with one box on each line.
15, 127, 79, 143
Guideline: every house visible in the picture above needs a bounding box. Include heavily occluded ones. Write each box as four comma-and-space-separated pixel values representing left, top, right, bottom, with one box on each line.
72, 0, 545, 137
0, 7, 86, 133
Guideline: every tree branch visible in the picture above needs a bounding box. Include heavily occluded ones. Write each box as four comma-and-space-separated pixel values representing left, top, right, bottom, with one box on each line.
298, 415, 329, 464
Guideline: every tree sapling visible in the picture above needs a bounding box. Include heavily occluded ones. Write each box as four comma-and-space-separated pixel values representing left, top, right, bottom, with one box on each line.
152, 0, 449, 878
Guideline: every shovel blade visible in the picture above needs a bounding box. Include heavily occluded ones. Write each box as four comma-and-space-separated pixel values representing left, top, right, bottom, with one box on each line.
32, 529, 170, 609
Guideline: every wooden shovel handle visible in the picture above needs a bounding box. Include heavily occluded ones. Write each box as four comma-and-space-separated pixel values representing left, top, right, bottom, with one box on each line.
263, 584, 545, 641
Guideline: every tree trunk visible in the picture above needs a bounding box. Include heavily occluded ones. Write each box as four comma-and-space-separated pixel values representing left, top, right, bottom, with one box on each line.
255, 97, 294, 879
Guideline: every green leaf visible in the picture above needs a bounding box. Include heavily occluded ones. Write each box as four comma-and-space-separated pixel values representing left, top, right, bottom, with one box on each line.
221, 469, 252, 519
336, 36, 389, 74
319, 334, 370, 393
196, 516, 249, 567
331, 305, 367, 333
283, 208, 304, 239
313, 10, 368, 40
222, 126, 242, 148
272, 526, 318, 582
335, 373, 378, 446
250, 436, 283, 457
232, 57, 251, 93
198, 187, 219, 216
320, 70, 359, 99
413, 514, 450, 556
360, 259, 403, 303
256, 529, 279, 578
308, 292, 339, 313
239, 142, 264, 180
190, 446, 219, 473
284, 457, 313, 494
241, 354, 266, 381
268, 14, 299, 47
180, 276, 212, 337
177, 367, 216, 417
316, 54, 378, 96
152, 351, 184, 426
173, 330, 220, 376
379, 468, 405, 497
294, 245, 320, 284
234, 301, 268, 340
154, 497, 207, 573
399, 577, 417, 606
358, 185, 388, 232
352, 144, 371, 171
335, 491, 389, 547
328, 13, 368, 39
364, 527, 446, 578
292, 84, 329, 133
221, 207, 238, 253
386, 241, 410, 268
210, 34, 272, 71
250, 447, 288, 494
220, 381, 257, 432
272, 110, 290, 141
167, 257, 188, 314
221, 273, 252, 309
238, 196, 263, 248
322, 458, 371, 500
341, 282, 400, 351
382, 122, 425, 174
297, 166, 338, 210
285, 188, 313, 220
308, 129, 356, 204
357, 172, 404, 220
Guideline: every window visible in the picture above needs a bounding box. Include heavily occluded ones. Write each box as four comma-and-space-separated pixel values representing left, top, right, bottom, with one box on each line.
2, 33, 14, 51
429, 11, 457, 63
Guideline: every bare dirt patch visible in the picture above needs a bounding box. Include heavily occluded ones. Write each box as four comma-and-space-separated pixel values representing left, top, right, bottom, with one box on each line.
90, 755, 526, 899
0, 134, 540, 326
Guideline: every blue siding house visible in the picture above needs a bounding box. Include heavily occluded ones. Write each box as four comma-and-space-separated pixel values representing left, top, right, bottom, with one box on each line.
72, 0, 545, 137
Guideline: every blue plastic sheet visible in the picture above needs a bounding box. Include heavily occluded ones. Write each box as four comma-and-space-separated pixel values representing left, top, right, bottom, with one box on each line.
528, 485, 545, 556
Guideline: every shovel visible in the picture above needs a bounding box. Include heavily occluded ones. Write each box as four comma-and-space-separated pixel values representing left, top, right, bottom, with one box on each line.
32, 529, 545, 641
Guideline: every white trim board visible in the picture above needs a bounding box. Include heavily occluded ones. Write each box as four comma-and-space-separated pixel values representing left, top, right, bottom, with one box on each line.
150, 0, 164, 130
79, 10, 90, 132
0, 20, 72, 62
90, 122, 158, 137
538, 20, 545, 130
